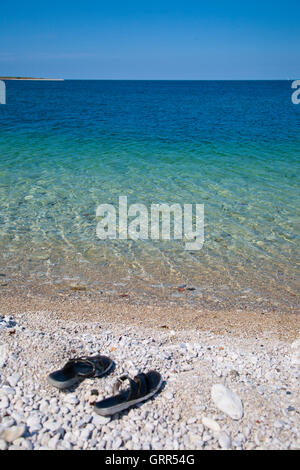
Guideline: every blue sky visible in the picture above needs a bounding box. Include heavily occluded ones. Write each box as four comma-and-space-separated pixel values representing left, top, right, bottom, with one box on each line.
1, 1, 299, 79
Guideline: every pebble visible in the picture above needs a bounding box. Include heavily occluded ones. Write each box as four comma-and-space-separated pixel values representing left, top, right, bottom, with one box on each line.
60, 440, 73, 450
202, 417, 220, 433
0, 386, 15, 396
202, 431, 213, 442
0, 343, 7, 367
15, 438, 33, 450
27, 416, 42, 432
1, 417, 15, 428
274, 420, 285, 429
0, 394, 10, 410
7, 373, 21, 387
211, 384, 244, 420
92, 415, 111, 426
1, 424, 26, 443
0, 439, 8, 450
80, 429, 92, 440
0, 312, 297, 450
63, 394, 79, 406
46, 421, 65, 436
229, 370, 240, 380
291, 338, 300, 365
48, 436, 59, 449
114, 437, 123, 449
218, 431, 231, 450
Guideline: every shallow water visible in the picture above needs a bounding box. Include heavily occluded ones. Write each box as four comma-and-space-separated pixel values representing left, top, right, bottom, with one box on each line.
0, 80, 299, 312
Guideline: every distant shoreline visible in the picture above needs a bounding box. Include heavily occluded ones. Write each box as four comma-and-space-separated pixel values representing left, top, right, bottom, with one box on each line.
0, 77, 64, 81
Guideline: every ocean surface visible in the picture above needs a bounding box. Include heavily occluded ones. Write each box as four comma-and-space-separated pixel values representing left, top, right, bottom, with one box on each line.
0, 80, 299, 312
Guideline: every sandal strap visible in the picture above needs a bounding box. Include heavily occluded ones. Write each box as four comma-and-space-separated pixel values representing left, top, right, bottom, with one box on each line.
113, 375, 139, 400
95, 357, 107, 372
64, 356, 96, 378
134, 373, 148, 397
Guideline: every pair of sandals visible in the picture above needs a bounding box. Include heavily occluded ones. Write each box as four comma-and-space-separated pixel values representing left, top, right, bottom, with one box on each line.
47, 355, 162, 416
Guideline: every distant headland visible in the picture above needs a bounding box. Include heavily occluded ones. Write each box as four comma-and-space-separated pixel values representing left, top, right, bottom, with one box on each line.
0, 77, 64, 81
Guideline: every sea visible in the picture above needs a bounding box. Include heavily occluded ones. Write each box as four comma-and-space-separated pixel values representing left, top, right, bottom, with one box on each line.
0, 80, 299, 313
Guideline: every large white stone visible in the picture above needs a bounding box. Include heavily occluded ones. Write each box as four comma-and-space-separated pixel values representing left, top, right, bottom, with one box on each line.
211, 384, 243, 420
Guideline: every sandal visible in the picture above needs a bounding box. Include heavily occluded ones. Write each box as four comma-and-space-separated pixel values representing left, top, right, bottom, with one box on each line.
47, 355, 113, 390
94, 370, 162, 416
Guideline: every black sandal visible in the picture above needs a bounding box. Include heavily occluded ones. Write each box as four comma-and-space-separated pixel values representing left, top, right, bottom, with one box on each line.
47, 355, 113, 390
94, 370, 162, 416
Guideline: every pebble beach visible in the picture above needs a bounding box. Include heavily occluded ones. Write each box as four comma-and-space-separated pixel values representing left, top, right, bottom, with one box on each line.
0, 309, 299, 450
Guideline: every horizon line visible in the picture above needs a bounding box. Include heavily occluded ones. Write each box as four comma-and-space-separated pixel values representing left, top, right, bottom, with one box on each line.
1, 77, 298, 81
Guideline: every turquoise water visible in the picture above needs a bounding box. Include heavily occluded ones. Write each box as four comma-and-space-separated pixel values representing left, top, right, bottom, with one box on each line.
0, 81, 299, 311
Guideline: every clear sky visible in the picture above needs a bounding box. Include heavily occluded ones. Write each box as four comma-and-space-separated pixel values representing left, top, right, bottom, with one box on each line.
1, 1, 299, 79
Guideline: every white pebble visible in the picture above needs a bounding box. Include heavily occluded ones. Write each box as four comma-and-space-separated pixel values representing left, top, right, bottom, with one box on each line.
7, 373, 21, 387
0, 438, 8, 450
92, 415, 111, 426
0, 343, 8, 367
2, 424, 26, 443
0, 394, 9, 410
202, 416, 220, 433
211, 384, 244, 420
63, 394, 79, 406
27, 416, 42, 432
218, 431, 231, 449
165, 391, 174, 400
